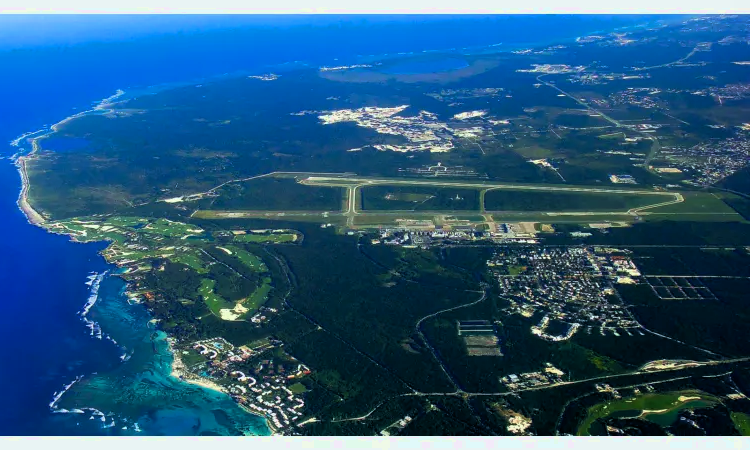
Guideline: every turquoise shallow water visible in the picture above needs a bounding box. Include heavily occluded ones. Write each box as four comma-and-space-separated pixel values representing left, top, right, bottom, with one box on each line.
56, 274, 271, 436
0, 16, 669, 435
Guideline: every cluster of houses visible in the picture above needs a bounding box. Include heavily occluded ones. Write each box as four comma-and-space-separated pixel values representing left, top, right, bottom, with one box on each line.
182, 336, 313, 432
190, 337, 259, 364
658, 131, 750, 186
235, 368, 309, 431
531, 315, 581, 342
488, 246, 641, 336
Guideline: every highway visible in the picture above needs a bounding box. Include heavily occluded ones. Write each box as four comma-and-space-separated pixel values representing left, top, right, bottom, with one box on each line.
536, 74, 623, 128
536, 72, 671, 171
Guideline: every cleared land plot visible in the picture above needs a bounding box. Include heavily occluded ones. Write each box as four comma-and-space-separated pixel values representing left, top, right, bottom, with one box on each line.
484, 190, 670, 212
361, 185, 480, 211
208, 177, 344, 211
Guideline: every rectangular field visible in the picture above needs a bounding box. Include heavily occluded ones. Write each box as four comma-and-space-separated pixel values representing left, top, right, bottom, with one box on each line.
360, 185, 480, 211
484, 190, 671, 212
208, 177, 344, 211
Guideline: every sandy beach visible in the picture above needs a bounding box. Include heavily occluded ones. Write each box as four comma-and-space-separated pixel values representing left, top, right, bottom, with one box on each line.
168, 341, 227, 395
15, 156, 45, 225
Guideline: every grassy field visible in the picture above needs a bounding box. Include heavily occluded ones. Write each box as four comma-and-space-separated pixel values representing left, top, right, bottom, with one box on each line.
644, 192, 744, 216
484, 190, 671, 212
143, 218, 204, 237
577, 390, 718, 435
288, 382, 308, 394
102, 216, 149, 227
245, 277, 273, 312
361, 185, 481, 211
198, 278, 233, 316
731, 412, 750, 436
447, 215, 486, 222
170, 251, 208, 273
225, 246, 267, 271
209, 177, 344, 211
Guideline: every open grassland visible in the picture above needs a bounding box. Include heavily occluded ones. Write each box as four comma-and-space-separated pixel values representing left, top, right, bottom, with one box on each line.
361, 185, 480, 211
209, 177, 345, 211
644, 191, 744, 216
484, 189, 671, 212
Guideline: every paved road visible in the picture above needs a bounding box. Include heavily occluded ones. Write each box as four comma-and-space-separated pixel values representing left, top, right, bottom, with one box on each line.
535, 73, 666, 169
414, 288, 489, 394
536, 74, 623, 127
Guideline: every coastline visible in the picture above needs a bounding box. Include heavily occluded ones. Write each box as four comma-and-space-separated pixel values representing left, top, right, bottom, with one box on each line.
16, 155, 45, 225
4, 18, 673, 434
168, 337, 280, 435
10, 89, 128, 228
168, 339, 227, 395
7, 90, 274, 434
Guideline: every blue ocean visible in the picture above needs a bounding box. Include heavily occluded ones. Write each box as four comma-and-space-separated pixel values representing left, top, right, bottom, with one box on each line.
0, 15, 677, 436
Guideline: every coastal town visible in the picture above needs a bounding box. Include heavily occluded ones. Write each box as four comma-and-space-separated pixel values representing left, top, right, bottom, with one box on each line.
171, 337, 312, 433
